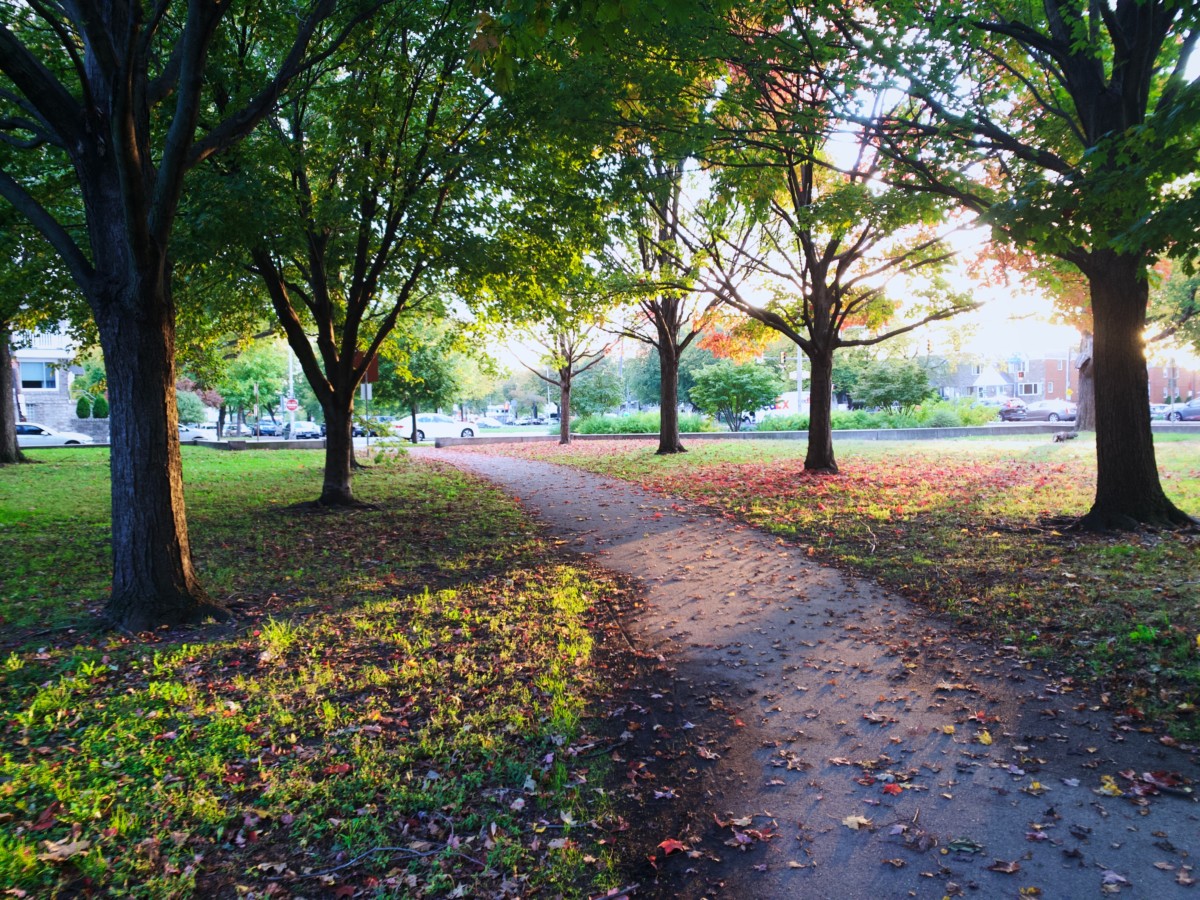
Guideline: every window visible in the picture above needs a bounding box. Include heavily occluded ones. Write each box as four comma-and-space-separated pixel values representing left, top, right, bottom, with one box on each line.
19, 362, 57, 390
1019, 383, 1040, 396
1047, 381, 1054, 393
1057, 360, 1064, 370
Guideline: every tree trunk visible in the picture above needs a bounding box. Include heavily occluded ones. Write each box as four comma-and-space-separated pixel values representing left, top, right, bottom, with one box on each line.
657, 343, 686, 454
1074, 332, 1095, 432
97, 281, 229, 630
410, 404, 419, 444
559, 379, 571, 445
1081, 253, 1192, 528
805, 348, 837, 473
319, 400, 356, 505
0, 324, 25, 464
217, 404, 227, 439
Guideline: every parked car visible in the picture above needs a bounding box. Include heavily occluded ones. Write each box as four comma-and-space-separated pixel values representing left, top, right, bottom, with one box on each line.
394, 413, 477, 441
473, 416, 505, 429
1023, 399, 1077, 422
1151, 403, 1172, 420
252, 419, 280, 436
1165, 398, 1200, 421
283, 421, 323, 440
981, 397, 1028, 420
178, 423, 210, 441
15, 422, 93, 446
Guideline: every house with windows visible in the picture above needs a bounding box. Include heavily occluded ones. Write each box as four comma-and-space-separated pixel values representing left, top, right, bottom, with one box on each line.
9, 329, 107, 440
932, 353, 1078, 403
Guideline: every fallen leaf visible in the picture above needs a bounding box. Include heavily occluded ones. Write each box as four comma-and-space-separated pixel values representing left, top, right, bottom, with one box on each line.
842, 814, 873, 830
37, 838, 91, 863
657, 838, 688, 855
987, 859, 1021, 874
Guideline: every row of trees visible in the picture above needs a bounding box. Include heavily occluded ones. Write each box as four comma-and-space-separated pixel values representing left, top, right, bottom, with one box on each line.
3, 0, 1196, 630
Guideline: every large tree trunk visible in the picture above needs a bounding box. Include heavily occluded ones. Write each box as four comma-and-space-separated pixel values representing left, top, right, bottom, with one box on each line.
320, 400, 356, 505
559, 379, 571, 445
0, 324, 25, 464
97, 280, 228, 630
657, 342, 686, 454
805, 347, 837, 473
1081, 253, 1192, 528
1074, 332, 1095, 432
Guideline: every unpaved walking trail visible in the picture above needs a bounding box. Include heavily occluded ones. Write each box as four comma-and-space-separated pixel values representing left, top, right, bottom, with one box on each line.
430, 449, 1199, 899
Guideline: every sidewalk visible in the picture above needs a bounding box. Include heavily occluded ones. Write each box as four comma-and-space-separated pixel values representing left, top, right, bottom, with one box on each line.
431, 448, 1200, 899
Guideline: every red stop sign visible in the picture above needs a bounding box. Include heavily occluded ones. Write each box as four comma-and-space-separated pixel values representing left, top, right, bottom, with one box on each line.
285, 398, 299, 412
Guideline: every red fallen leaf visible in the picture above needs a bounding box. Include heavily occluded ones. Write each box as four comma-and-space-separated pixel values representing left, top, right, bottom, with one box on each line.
882, 783, 904, 796
658, 838, 688, 855
31, 801, 62, 832
333, 886, 356, 898
323, 763, 353, 776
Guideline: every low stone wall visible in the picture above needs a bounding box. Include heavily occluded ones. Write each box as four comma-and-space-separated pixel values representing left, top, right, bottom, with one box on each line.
197, 438, 326, 451
69, 419, 111, 443
435, 422, 1085, 448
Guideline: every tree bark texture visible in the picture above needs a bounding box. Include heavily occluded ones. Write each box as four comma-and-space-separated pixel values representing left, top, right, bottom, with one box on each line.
559, 380, 572, 445
320, 401, 356, 506
1074, 332, 1095, 432
1082, 254, 1191, 527
97, 282, 227, 629
657, 342, 686, 454
805, 349, 838, 474
0, 325, 25, 464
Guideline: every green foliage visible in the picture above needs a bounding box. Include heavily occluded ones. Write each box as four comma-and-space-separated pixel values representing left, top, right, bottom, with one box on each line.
688, 360, 785, 431
74, 396, 90, 420
853, 360, 935, 412
374, 319, 464, 418
573, 411, 717, 434
175, 390, 208, 425
570, 360, 624, 417
67, 349, 106, 401
216, 341, 286, 419
754, 399, 995, 431
90, 396, 108, 419
625, 346, 718, 408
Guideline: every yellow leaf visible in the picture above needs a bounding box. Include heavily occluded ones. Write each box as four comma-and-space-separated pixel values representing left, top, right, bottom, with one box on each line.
1097, 775, 1123, 797
842, 814, 873, 830
978, 730, 993, 745
942, 725, 956, 735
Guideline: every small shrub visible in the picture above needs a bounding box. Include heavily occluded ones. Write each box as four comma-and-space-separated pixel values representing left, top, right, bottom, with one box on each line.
922, 407, 963, 428
755, 414, 808, 431
75, 396, 92, 419
92, 396, 109, 418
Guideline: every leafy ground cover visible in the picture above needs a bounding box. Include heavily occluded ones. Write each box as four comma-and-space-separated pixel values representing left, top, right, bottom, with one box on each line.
478, 435, 1200, 737
0, 449, 643, 897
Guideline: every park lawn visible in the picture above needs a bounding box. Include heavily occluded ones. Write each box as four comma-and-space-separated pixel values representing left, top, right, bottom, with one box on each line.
484, 435, 1200, 738
0, 448, 635, 898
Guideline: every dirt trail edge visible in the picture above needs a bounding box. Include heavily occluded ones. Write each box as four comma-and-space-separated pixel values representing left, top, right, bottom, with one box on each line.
429, 448, 1200, 899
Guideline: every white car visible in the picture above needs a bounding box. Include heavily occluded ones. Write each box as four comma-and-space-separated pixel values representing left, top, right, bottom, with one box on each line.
394, 413, 477, 441
179, 424, 211, 441
16, 422, 94, 446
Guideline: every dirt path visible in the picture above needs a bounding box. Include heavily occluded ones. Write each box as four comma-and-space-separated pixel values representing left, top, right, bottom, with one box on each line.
428, 448, 1200, 899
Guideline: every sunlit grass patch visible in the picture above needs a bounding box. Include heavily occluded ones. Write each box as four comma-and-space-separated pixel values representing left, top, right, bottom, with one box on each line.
0, 450, 628, 896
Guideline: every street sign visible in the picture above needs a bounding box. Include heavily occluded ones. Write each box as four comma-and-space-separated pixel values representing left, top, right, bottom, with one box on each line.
285, 397, 299, 412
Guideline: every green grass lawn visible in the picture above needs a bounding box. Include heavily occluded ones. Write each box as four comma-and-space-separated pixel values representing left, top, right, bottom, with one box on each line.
0, 448, 633, 897
483, 434, 1200, 738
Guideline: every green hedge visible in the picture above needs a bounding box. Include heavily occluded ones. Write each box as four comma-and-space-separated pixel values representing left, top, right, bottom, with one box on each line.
572, 411, 719, 434
754, 399, 997, 432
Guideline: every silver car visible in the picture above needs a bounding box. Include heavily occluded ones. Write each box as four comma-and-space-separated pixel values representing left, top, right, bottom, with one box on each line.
16, 422, 94, 446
